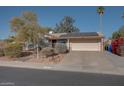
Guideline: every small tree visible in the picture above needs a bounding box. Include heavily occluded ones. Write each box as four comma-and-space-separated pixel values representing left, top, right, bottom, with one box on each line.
10, 11, 48, 59
112, 26, 124, 39
112, 31, 120, 39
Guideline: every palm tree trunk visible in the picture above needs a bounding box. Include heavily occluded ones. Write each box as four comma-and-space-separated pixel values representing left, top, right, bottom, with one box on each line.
100, 14, 103, 32
99, 15, 104, 52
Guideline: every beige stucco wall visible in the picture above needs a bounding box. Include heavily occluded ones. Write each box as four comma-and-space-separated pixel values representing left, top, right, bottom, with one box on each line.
68, 38, 102, 51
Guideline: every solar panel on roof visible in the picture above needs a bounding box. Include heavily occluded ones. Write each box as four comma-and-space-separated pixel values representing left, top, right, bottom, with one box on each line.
60, 32, 99, 38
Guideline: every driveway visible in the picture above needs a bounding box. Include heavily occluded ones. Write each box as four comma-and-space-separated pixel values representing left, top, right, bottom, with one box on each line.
52, 51, 124, 75
0, 51, 124, 75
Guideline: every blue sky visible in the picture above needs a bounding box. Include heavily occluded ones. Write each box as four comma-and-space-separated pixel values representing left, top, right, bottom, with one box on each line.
0, 6, 124, 39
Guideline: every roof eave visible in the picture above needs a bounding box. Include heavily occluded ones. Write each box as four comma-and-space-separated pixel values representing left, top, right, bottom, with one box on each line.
59, 36, 103, 39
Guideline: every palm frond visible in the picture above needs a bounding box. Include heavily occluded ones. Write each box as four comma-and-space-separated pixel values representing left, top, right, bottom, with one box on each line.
97, 6, 104, 15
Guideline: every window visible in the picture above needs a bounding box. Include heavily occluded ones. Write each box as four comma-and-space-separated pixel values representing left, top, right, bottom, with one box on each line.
57, 39, 67, 43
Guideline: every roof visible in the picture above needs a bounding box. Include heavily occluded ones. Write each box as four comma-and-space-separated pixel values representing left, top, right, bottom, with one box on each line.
60, 32, 99, 38
46, 32, 104, 40
45, 33, 67, 39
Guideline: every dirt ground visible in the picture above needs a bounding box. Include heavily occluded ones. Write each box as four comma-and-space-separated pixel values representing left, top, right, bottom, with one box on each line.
0, 53, 65, 65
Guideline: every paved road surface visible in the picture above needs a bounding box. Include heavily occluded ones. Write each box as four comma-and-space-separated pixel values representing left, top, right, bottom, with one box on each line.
0, 66, 124, 86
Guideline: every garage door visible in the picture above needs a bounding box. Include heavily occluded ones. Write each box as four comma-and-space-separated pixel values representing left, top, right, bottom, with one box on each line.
69, 38, 101, 51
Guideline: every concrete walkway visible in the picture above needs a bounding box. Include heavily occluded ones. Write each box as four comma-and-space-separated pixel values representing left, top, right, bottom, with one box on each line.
0, 51, 124, 76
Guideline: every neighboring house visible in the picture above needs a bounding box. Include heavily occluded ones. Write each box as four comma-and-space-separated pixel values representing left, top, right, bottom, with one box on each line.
45, 32, 104, 51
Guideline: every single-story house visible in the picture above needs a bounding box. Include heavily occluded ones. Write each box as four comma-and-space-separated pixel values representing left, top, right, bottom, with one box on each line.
45, 32, 104, 51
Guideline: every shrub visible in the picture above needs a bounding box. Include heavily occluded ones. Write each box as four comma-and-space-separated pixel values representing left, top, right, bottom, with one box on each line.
20, 51, 33, 57
0, 49, 4, 57
54, 43, 68, 54
4, 43, 22, 58
41, 47, 54, 57
39, 39, 49, 49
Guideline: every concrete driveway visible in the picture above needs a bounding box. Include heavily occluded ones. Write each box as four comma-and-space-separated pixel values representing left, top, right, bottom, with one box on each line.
0, 51, 124, 75
52, 51, 124, 75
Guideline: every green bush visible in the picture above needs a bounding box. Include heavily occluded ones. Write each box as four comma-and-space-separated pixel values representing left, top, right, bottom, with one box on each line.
4, 43, 22, 58
54, 43, 68, 54
41, 47, 54, 57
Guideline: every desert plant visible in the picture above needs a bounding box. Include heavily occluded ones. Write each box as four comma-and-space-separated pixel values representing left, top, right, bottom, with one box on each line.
41, 47, 54, 57
20, 51, 33, 57
4, 43, 22, 58
54, 43, 68, 54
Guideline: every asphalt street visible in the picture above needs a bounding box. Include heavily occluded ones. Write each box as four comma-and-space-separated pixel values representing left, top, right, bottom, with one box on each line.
0, 66, 124, 86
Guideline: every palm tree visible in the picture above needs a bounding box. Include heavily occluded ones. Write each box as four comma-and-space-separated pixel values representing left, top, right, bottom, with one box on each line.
97, 6, 105, 52
97, 6, 105, 32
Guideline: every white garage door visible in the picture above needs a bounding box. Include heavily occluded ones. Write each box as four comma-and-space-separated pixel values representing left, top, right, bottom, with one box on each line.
69, 38, 101, 51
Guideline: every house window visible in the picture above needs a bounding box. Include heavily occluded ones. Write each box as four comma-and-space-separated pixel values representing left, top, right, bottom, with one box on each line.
57, 39, 67, 44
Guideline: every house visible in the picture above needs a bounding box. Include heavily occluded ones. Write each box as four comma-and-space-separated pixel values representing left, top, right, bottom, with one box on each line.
45, 32, 104, 52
